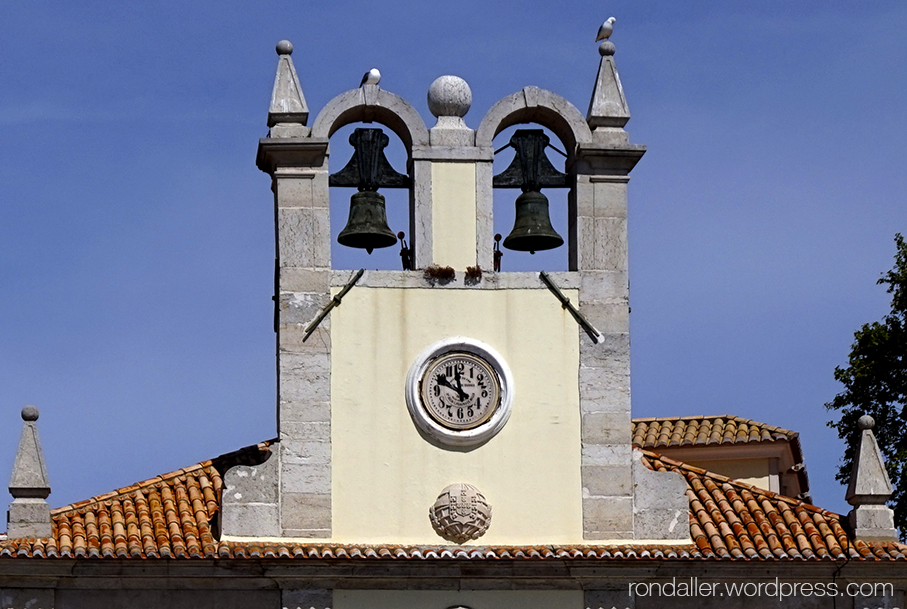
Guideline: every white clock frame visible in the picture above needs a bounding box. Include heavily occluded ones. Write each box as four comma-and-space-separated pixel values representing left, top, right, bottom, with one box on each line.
405, 337, 514, 447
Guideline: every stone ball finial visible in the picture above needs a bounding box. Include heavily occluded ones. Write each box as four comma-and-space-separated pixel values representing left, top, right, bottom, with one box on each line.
427, 75, 472, 118
276, 40, 293, 55
21, 405, 39, 422
858, 414, 875, 430
598, 40, 616, 56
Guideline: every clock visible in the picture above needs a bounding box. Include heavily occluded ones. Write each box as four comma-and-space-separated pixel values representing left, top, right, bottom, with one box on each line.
405, 338, 514, 447
420, 352, 500, 430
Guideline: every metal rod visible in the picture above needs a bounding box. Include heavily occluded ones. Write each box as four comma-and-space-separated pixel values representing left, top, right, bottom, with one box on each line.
302, 268, 365, 342
547, 143, 568, 158
538, 271, 604, 344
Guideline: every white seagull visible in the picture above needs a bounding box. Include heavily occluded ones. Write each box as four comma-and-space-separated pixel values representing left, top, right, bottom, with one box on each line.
360, 68, 381, 87
596, 16, 616, 41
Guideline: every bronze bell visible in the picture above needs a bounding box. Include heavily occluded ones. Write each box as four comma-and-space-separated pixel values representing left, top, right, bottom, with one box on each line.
502, 190, 564, 254
337, 190, 398, 254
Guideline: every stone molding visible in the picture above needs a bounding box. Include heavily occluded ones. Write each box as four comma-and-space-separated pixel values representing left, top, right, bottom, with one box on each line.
330, 269, 582, 290
256, 139, 329, 175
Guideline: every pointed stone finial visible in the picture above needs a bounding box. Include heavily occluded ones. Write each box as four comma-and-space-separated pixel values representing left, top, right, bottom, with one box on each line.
845, 414, 898, 542
268, 39, 310, 137
7, 406, 52, 538
587, 16, 630, 132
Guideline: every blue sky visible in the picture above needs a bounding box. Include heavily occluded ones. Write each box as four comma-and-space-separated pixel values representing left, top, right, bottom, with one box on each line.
2, 2, 905, 519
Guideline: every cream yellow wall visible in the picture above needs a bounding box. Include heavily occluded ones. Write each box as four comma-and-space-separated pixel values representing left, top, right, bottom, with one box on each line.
431, 162, 476, 268
335, 590, 583, 609
330, 287, 582, 544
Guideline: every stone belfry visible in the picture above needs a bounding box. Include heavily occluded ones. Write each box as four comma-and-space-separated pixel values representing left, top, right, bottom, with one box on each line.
222, 26, 689, 543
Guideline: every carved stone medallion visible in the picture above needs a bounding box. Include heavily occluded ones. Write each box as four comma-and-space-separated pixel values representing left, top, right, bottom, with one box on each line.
429, 483, 492, 543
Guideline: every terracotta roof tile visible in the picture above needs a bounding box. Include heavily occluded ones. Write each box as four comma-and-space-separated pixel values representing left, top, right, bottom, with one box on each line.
632, 415, 798, 450
1, 440, 904, 561
640, 451, 907, 560
632, 415, 810, 496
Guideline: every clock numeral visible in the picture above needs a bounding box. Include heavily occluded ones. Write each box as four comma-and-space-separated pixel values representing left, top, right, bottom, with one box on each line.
481, 390, 488, 398
457, 408, 464, 419
434, 385, 440, 397
477, 373, 484, 382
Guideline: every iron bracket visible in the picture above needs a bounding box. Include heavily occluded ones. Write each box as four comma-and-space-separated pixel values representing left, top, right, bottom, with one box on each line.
539, 271, 604, 344
302, 268, 365, 342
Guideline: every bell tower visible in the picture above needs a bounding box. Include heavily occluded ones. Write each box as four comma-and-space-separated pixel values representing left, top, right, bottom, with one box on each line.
221, 27, 689, 544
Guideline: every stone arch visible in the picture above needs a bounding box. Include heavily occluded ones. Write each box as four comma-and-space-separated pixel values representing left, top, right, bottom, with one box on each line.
311, 87, 429, 152
476, 86, 592, 157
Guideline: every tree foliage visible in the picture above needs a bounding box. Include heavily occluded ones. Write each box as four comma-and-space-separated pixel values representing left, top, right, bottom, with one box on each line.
827, 233, 907, 539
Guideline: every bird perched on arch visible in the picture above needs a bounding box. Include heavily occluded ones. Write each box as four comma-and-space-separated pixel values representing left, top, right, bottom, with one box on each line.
360, 68, 381, 87
596, 17, 616, 41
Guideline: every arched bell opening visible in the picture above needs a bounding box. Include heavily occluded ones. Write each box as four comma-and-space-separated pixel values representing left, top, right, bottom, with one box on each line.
491, 124, 570, 272
328, 122, 413, 271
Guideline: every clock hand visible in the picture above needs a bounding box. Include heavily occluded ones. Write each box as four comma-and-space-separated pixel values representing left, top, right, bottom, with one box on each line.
437, 374, 468, 401
453, 368, 467, 401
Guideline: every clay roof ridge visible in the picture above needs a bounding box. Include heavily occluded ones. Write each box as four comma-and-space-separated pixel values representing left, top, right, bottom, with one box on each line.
632, 415, 798, 441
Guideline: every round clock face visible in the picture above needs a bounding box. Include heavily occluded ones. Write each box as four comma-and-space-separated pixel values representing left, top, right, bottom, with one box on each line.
405, 337, 514, 447
420, 352, 501, 430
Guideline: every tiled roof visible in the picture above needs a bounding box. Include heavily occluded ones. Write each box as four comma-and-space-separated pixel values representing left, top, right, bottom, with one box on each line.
641, 451, 903, 560
631, 415, 811, 499
0, 441, 271, 559
632, 415, 802, 456
1, 443, 904, 561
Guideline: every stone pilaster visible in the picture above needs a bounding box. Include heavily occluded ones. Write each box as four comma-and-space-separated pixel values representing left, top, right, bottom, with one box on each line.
224, 41, 333, 538
573, 145, 641, 540
413, 75, 488, 271
410, 155, 433, 270
574, 25, 662, 540
262, 139, 333, 538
